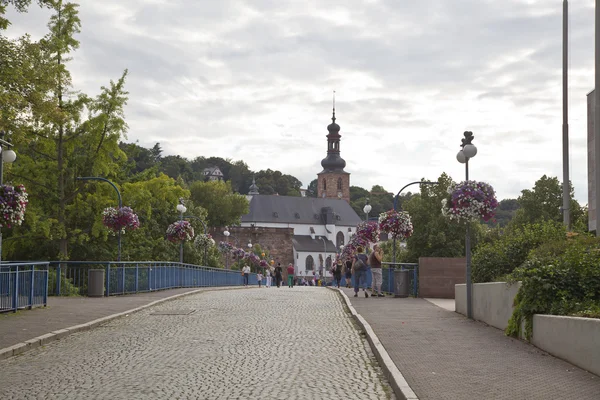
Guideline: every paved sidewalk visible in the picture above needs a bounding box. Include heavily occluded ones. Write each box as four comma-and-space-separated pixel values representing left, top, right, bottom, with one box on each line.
0, 287, 232, 350
342, 288, 600, 400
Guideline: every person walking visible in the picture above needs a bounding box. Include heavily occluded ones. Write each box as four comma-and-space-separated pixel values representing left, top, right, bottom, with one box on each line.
265, 267, 272, 288
344, 257, 353, 288
333, 259, 343, 288
369, 244, 384, 297
352, 246, 369, 298
242, 264, 251, 287
257, 271, 263, 288
286, 263, 295, 288
274, 263, 283, 288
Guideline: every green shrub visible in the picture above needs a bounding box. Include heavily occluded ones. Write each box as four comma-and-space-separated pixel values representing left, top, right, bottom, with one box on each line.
506, 235, 600, 339
471, 221, 565, 283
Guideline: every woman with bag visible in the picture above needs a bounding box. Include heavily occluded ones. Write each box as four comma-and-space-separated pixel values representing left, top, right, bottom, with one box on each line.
369, 244, 384, 297
352, 246, 369, 298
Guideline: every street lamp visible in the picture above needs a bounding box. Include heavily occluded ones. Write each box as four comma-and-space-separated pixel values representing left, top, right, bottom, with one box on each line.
176, 199, 187, 264
456, 131, 477, 319
223, 227, 239, 269
0, 131, 16, 264
363, 199, 372, 221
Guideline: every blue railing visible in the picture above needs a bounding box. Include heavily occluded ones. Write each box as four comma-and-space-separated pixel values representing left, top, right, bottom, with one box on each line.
0, 262, 49, 313
49, 261, 257, 297
324, 263, 419, 296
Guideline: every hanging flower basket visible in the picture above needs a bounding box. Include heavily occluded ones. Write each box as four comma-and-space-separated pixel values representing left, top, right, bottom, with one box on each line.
378, 209, 413, 239
0, 184, 28, 228
233, 248, 246, 258
102, 206, 140, 234
166, 220, 195, 243
245, 253, 260, 266
355, 221, 380, 244
218, 241, 233, 253
441, 180, 498, 223
194, 233, 215, 249
259, 259, 269, 268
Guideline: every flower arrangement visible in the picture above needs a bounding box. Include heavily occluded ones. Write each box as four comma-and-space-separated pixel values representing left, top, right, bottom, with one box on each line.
378, 209, 413, 239
259, 259, 269, 268
102, 206, 140, 234
194, 233, 215, 249
441, 180, 498, 223
0, 184, 28, 228
218, 241, 233, 253
166, 220, 195, 243
233, 248, 246, 258
355, 221, 380, 244
245, 253, 260, 266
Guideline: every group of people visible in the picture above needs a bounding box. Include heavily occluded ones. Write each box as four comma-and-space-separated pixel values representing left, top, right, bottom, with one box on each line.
330, 243, 385, 298
241, 243, 385, 298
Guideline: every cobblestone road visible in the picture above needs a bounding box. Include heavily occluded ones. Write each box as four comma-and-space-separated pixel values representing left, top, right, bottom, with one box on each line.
0, 287, 392, 400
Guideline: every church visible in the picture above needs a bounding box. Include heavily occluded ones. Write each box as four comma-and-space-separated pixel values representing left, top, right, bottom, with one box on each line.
212, 106, 361, 277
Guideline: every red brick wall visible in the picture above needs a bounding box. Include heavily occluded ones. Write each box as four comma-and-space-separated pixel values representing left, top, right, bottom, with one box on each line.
209, 226, 294, 268
418, 257, 466, 299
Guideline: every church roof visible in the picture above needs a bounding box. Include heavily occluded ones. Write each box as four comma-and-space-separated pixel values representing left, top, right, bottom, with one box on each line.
241, 195, 361, 226
292, 235, 337, 252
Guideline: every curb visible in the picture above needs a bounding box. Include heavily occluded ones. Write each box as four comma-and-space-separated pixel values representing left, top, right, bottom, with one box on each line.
332, 287, 419, 400
0, 287, 235, 361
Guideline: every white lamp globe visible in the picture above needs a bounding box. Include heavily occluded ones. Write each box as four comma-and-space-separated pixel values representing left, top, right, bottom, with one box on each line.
223, 230, 230, 237
363, 204, 372, 214
2, 149, 16, 163
247, 243, 252, 249
463, 144, 477, 158
176, 204, 187, 213
456, 150, 466, 164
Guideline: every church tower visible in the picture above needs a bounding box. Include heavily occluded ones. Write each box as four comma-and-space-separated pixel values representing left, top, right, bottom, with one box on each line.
317, 99, 350, 203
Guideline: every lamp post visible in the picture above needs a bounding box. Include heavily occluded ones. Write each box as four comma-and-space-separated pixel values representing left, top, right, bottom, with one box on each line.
223, 227, 239, 269
363, 199, 372, 221
456, 131, 477, 319
0, 132, 16, 265
176, 199, 187, 264
183, 215, 208, 265
319, 236, 327, 278
76, 176, 122, 262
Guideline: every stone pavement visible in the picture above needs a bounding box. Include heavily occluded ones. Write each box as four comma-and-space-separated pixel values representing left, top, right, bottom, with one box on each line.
0, 287, 215, 350
0, 287, 393, 400
342, 288, 600, 400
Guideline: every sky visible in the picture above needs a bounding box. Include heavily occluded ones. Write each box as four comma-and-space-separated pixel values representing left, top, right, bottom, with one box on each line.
4, 0, 596, 203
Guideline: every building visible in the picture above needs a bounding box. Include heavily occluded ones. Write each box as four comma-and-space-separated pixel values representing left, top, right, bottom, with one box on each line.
203, 166, 224, 181
213, 106, 362, 277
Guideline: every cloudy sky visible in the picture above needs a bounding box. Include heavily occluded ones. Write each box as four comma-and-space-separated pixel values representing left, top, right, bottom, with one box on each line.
5, 0, 596, 203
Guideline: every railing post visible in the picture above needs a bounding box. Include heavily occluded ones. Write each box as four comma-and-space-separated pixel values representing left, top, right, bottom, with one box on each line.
135, 263, 139, 293
29, 265, 34, 310
44, 265, 48, 307
56, 263, 61, 296
121, 263, 125, 294
106, 263, 111, 296
12, 266, 18, 312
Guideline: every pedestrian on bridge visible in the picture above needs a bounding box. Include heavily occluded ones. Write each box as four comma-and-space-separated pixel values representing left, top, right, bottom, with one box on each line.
287, 263, 295, 288
352, 246, 369, 298
265, 268, 272, 288
257, 271, 263, 288
242, 264, 251, 287
274, 263, 283, 288
344, 257, 353, 288
369, 244, 384, 297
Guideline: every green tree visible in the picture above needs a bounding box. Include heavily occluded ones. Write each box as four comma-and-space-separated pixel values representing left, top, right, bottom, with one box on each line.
402, 174, 484, 262
511, 175, 583, 230
306, 179, 318, 197
189, 180, 249, 227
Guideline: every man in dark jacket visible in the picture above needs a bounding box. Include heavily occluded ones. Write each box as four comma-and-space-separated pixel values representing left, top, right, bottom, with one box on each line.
352, 246, 369, 298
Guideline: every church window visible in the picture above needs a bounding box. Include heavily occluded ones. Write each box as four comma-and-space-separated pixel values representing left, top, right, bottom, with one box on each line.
323, 179, 327, 191
337, 178, 342, 190
306, 255, 314, 271
336, 231, 345, 249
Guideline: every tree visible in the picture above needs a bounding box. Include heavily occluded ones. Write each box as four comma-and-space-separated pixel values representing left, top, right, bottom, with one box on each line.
306, 179, 318, 197
510, 175, 583, 231
189, 180, 249, 227
402, 174, 485, 262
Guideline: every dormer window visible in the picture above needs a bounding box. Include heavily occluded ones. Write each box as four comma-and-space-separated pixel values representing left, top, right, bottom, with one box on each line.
273, 212, 279, 218
294, 212, 300, 219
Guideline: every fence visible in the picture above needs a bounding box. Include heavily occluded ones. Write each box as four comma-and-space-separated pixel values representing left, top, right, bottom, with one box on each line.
0, 262, 49, 313
49, 261, 258, 297
324, 263, 419, 297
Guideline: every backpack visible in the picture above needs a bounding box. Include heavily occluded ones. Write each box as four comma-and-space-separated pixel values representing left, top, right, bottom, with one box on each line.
354, 254, 367, 271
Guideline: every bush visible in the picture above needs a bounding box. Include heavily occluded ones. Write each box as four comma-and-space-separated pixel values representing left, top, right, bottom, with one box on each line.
506, 235, 600, 339
471, 221, 565, 283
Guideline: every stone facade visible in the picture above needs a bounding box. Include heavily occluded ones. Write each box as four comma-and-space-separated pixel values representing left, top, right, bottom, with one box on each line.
418, 257, 466, 298
209, 226, 294, 267
317, 172, 350, 203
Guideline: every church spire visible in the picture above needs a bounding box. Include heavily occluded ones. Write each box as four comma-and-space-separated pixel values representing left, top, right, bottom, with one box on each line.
248, 177, 259, 195
321, 92, 345, 172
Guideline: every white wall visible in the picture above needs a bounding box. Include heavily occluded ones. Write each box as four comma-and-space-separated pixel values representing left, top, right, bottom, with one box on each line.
531, 315, 600, 377
240, 222, 355, 241
296, 251, 333, 277
455, 282, 521, 330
